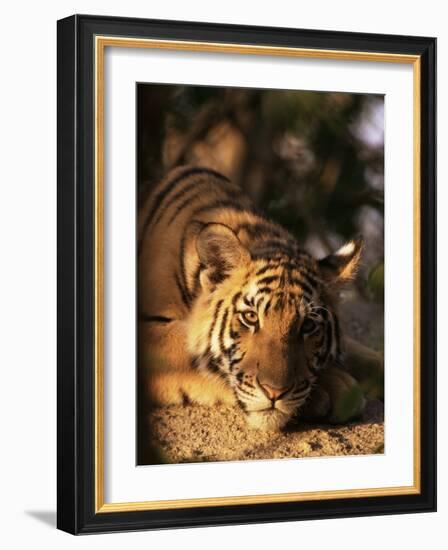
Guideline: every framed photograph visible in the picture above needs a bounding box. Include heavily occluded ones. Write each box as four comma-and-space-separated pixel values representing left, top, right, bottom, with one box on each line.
57, 14, 436, 534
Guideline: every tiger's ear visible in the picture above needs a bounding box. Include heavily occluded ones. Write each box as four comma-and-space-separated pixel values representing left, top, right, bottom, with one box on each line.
196, 223, 250, 289
318, 237, 364, 284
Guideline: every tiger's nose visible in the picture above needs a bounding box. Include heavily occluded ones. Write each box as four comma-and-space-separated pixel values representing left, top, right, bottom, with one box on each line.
258, 379, 292, 401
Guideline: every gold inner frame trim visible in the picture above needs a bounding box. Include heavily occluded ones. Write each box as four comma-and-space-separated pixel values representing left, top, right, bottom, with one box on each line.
94, 35, 421, 513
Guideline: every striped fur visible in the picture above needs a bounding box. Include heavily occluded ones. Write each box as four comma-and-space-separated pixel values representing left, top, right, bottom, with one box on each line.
138, 166, 364, 431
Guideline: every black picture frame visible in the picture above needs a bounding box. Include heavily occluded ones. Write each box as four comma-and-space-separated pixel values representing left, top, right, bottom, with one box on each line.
57, 14, 436, 534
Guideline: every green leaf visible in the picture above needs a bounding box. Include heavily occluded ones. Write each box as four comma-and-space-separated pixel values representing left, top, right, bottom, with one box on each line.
367, 261, 384, 303
330, 385, 365, 424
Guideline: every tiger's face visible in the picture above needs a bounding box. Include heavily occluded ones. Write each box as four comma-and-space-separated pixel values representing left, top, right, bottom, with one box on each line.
187, 223, 362, 431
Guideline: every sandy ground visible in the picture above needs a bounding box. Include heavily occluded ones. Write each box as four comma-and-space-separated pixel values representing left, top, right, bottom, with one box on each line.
141, 293, 384, 464
147, 399, 383, 463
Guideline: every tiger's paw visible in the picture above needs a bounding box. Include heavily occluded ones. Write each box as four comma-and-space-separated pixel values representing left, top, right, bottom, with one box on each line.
302, 366, 366, 424
145, 371, 236, 408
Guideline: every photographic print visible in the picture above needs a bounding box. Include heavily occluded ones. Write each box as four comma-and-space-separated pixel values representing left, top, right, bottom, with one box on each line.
58, 16, 435, 533
137, 84, 385, 465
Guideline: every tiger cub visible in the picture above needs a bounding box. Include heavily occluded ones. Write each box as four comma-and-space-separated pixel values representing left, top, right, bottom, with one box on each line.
138, 165, 378, 431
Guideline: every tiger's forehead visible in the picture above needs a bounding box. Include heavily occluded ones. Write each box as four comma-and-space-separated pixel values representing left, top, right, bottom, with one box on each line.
244, 256, 321, 298
230, 257, 322, 323
242, 282, 310, 316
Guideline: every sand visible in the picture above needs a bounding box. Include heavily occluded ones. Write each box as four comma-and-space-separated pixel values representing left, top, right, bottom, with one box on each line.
146, 399, 383, 464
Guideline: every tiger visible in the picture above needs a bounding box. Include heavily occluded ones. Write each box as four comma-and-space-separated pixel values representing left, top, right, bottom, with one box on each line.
138, 165, 382, 431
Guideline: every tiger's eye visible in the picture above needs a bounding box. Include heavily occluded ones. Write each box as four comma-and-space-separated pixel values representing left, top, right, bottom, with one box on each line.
301, 317, 317, 334
241, 311, 258, 325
